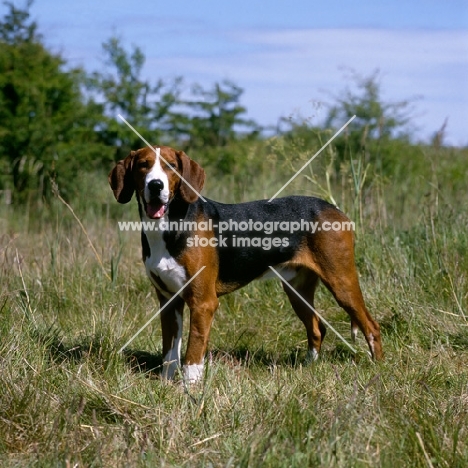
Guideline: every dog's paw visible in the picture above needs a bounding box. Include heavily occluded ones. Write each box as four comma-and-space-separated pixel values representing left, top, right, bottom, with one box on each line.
183, 363, 204, 384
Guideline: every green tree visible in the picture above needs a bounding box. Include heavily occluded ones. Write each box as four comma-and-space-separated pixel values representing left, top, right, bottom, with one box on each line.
88, 41, 260, 172
324, 69, 416, 171
88, 37, 182, 160
0, 1, 111, 201
181, 80, 259, 149
166, 80, 261, 176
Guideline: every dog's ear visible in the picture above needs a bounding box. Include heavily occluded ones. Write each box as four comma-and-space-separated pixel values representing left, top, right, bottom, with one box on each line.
176, 150, 205, 203
108, 151, 136, 204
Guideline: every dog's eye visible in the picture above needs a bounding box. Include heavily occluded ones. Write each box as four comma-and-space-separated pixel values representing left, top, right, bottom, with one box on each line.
167, 162, 177, 169
137, 160, 149, 169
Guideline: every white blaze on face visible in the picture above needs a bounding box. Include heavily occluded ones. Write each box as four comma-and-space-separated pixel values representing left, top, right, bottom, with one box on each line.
144, 147, 170, 206
155, 146, 160, 167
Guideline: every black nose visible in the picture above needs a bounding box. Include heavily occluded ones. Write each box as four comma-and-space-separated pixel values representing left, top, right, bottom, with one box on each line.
148, 179, 164, 194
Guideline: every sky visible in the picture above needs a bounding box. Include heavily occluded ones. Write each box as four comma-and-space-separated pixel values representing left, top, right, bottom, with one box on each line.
3, 0, 468, 145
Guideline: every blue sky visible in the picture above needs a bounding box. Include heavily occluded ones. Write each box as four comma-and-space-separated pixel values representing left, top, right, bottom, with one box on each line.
4, 1, 468, 145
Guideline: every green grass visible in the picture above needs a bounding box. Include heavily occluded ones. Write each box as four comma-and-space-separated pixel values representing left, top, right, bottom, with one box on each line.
0, 140, 467, 466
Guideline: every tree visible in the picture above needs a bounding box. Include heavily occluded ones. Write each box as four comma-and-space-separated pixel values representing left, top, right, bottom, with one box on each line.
87, 37, 182, 160
180, 80, 259, 149
324, 69, 416, 170
88, 42, 260, 171
325, 69, 414, 139
0, 0, 36, 43
164, 80, 261, 176
0, 1, 111, 201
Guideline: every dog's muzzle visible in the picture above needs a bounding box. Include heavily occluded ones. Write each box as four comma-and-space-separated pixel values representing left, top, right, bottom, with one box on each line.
146, 179, 168, 219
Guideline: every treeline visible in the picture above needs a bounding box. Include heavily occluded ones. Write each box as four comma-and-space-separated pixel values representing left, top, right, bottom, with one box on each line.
0, 2, 425, 203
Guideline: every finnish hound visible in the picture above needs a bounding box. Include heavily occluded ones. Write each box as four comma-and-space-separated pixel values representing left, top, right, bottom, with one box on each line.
109, 146, 382, 382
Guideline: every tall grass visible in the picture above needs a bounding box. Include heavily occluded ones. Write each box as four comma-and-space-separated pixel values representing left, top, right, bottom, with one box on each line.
0, 137, 467, 466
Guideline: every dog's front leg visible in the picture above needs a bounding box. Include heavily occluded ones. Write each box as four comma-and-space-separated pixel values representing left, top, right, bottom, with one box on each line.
183, 293, 219, 383
157, 291, 185, 380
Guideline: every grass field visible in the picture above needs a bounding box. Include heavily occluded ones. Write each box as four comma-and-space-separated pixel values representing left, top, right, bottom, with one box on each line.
0, 140, 467, 466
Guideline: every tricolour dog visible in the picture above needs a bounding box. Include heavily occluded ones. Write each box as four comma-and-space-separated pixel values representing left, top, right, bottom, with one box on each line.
109, 146, 382, 382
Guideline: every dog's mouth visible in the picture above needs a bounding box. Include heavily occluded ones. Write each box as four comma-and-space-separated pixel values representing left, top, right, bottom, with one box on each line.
146, 201, 168, 219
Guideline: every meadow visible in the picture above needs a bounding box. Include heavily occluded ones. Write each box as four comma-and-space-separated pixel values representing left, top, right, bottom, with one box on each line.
0, 137, 467, 467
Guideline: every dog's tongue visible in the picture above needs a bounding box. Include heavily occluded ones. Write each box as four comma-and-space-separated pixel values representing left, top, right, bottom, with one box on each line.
146, 203, 166, 219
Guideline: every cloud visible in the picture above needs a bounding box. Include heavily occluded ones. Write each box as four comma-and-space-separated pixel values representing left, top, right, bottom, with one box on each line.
147, 28, 468, 144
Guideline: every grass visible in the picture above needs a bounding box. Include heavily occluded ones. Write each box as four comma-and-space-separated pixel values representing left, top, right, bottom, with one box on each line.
0, 139, 467, 466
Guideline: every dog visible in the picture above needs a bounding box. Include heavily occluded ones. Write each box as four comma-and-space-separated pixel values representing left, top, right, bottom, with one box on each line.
109, 145, 382, 382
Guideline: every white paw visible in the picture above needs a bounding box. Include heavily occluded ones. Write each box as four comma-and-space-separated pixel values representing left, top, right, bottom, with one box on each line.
183, 363, 204, 383
305, 348, 319, 363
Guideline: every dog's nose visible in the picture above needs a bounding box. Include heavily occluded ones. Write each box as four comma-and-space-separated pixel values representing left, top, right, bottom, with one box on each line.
148, 179, 164, 194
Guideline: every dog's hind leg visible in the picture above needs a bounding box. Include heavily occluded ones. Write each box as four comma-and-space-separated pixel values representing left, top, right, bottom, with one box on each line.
283, 268, 326, 361
321, 270, 382, 360
306, 215, 383, 360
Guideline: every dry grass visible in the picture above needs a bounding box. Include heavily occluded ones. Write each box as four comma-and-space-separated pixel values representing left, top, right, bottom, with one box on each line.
0, 143, 467, 466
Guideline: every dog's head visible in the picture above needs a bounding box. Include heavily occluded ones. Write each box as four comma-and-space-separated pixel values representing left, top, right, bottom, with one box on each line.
108, 146, 205, 218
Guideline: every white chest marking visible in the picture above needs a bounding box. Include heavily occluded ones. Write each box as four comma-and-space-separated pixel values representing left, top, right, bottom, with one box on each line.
142, 153, 186, 297
143, 221, 187, 298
